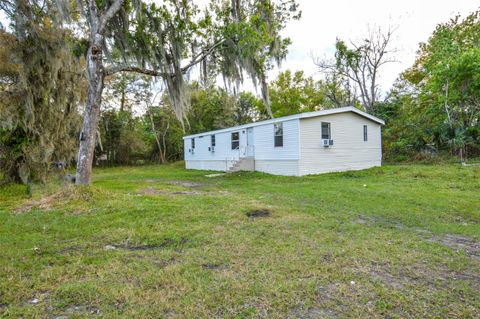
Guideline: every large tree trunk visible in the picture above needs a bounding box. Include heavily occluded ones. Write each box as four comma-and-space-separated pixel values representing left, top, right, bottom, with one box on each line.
75, 37, 105, 185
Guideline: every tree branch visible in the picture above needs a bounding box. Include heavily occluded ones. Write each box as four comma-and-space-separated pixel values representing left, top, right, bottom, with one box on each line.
104, 65, 170, 77
98, 0, 125, 34
180, 39, 226, 72
105, 39, 227, 77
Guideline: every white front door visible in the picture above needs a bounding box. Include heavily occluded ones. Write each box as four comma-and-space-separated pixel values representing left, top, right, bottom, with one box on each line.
246, 128, 254, 157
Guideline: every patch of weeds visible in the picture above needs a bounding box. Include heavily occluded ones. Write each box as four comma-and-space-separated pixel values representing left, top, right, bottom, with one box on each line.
53, 282, 100, 309
411, 171, 429, 178
339, 167, 385, 178
246, 209, 271, 218
339, 171, 363, 178
14, 185, 97, 213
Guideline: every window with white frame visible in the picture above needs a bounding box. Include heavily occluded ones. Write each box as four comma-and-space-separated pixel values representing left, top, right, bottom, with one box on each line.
191, 138, 195, 149
363, 125, 368, 141
211, 135, 216, 147
321, 122, 331, 139
231, 132, 239, 149
274, 123, 283, 147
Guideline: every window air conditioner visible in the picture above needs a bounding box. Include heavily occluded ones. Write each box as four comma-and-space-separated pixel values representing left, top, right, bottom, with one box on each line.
322, 139, 333, 147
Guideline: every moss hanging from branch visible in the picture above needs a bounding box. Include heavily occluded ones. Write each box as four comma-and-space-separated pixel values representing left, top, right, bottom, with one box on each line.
0, 1, 85, 183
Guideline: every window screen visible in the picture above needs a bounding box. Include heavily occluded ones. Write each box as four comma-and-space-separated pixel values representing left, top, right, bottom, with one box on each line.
321, 122, 331, 139
231, 132, 239, 149
274, 123, 283, 147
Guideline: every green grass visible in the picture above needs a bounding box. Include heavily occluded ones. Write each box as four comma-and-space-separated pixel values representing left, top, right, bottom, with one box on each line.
0, 163, 479, 318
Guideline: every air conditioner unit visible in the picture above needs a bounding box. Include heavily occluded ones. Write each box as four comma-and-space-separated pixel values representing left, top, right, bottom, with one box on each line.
322, 139, 334, 147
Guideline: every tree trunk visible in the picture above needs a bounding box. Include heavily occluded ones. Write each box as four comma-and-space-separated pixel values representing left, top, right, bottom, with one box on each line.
75, 37, 105, 185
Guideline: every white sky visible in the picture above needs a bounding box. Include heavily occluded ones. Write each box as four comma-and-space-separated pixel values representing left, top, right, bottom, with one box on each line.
267, 0, 479, 93
1, 1, 478, 96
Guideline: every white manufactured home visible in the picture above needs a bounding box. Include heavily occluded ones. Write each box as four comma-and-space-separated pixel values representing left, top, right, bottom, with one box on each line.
183, 106, 385, 176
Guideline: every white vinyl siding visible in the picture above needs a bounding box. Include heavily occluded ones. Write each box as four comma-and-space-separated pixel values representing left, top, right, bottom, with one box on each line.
255, 160, 299, 176
299, 112, 381, 175
185, 160, 228, 171
253, 119, 299, 161
183, 108, 383, 176
184, 129, 247, 162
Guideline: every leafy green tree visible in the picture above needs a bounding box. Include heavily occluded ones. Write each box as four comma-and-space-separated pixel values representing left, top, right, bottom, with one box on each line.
234, 92, 262, 124
403, 11, 480, 159
187, 84, 237, 134
266, 70, 329, 117
143, 105, 184, 163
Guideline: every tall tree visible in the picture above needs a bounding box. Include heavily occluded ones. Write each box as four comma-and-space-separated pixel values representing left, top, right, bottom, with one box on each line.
49, 0, 299, 185
315, 26, 396, 112
0, 1, 85, 183
402, 11, 480, 160
267, 70, 333, 117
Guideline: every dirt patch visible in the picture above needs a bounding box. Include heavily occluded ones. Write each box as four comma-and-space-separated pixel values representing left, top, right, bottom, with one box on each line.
64, 305, 101, 315
355, 262, 415, 290
171, 191, 200, 195
356, 261, 480, 291
352, 215, 480, 261
143, 179, 164, 183
123, 254, 178, 268
168, 180, 204, 188
138, 187, 199, 196
107, 237, 188, 251
138, 187, 168, 195
290, 283, 345, 318
246, 209, 271, 218
201, 263, 224, 270
351, 214, 405, 230
58, 246, 83, 254
427, 234, 480, 260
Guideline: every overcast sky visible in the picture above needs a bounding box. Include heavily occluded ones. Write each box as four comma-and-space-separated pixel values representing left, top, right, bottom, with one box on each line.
268, 0, 479, 93
1, 1, 478, 96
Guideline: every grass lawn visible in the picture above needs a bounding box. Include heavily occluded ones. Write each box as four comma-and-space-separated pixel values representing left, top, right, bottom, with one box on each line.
0, 163, 479, 318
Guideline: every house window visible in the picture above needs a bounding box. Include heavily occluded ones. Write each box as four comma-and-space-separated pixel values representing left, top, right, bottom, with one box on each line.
191, 138, 195, 149
363, 125, 368, 141
321, 122, 331, 139
231, 132, 239, 149
211, 135, 216, 147
274, 123, 283, 147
